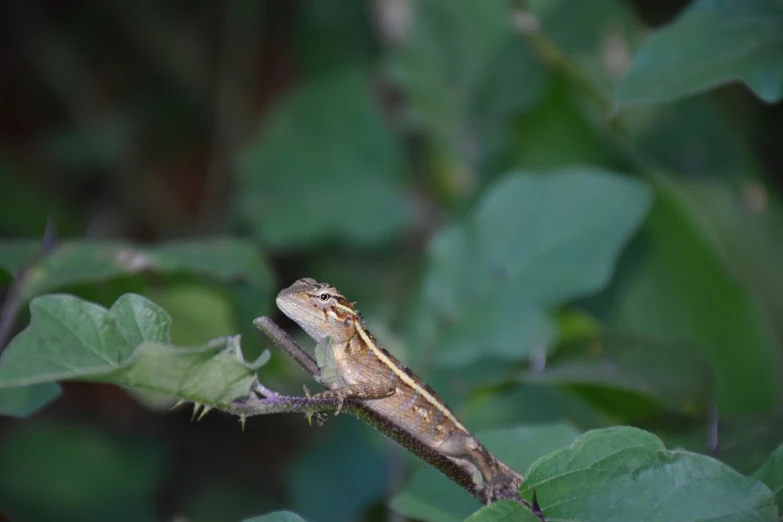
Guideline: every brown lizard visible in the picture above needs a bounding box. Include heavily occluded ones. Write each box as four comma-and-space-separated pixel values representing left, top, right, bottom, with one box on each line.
276, 277, 525, 503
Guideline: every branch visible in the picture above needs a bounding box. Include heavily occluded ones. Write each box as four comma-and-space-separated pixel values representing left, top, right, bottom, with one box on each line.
213, 316, 491, 504
253, 317, 322, 380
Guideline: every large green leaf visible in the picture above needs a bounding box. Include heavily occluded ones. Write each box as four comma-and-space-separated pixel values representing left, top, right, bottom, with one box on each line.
615, 0, 783, 106
510, 77, 615, 171
464, 384, 616, 432
0, 294, 268, 409
387, 0, 547, 182
683, 182, 783, 342
524, 336, 712, 415
411, 168, 652, 367
390, 425, 580, 522
0, 382, 60, 417
624, 95, 783, 340
465, 501, 540, 522
236, 70, 410, 248
662, 414, 783, 476
755, 444, 783, 514
521, 427, 777, 521
0, 238, 273, 302
529, 0, 642, 94
587, 177, 783, 413
627, 97, 758, 180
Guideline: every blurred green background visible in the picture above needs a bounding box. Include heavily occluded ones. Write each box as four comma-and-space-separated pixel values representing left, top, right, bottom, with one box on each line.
0, 0, 782, 521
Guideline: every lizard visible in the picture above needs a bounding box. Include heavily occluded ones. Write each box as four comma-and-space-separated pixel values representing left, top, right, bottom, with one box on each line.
276, 277, 525, 504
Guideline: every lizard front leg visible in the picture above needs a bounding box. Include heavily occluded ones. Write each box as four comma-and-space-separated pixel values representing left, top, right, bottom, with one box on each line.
311, 382, 396, 416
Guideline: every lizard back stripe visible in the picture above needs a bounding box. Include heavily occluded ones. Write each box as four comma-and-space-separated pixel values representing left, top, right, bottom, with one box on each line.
351, 319, 468, 433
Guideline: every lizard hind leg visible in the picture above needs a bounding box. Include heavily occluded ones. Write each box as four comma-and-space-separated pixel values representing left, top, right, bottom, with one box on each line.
438, 432, 519, 503
438, 432, 492, 484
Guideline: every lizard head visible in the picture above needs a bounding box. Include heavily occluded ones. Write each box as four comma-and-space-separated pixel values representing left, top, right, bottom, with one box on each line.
276, 278, 359, 343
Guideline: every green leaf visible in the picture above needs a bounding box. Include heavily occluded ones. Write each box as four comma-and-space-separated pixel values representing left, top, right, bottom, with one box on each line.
0, 382, 60, 417
391, 425, 579, 522
412, 168, 652, 366
0, 422, 165, 522
529, 0, 642, 94
464, 384, 615, 431
388, 0, 547, 179
242, 512, 309, 522
683, 181, 783, 344
628, 97, 759, 180
147, 283, 239, 346
615, 0, 783, 106
522, 426, 777, 521
587, 178, 783, 413
755, 444, 783, 514
524, 336, 711, 414
0, 294, 268, 408
236, 70, 410, 248
0, 239, 41, 275
466, 501, 540, 522
662, 414, 783, 475
624, 95, 783, 343
0, 238, 273, 302
0, 294, 166, 385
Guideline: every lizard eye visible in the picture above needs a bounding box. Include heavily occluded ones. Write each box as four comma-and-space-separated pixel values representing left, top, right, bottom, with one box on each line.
318, 292, 330, 301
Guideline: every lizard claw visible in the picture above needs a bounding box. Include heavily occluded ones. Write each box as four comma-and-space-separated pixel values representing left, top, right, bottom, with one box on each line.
334, 398, 344, 416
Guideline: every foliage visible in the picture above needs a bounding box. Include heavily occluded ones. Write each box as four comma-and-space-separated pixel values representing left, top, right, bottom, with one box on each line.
0, 0, 782, 521
615, 0, 783, 105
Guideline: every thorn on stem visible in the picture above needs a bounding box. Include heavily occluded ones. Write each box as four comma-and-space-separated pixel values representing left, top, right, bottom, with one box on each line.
170, 399, 187, 411
239, 415, 247, 431
191, 403, 203, 421
196, 406, 212, 421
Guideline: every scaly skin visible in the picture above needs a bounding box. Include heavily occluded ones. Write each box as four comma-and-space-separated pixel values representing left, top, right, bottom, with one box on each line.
276, 277, 524, 503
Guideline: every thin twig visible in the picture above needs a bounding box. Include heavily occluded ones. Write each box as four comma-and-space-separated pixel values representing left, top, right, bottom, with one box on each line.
0, 220, 56, 351
253, 317, 322, 380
